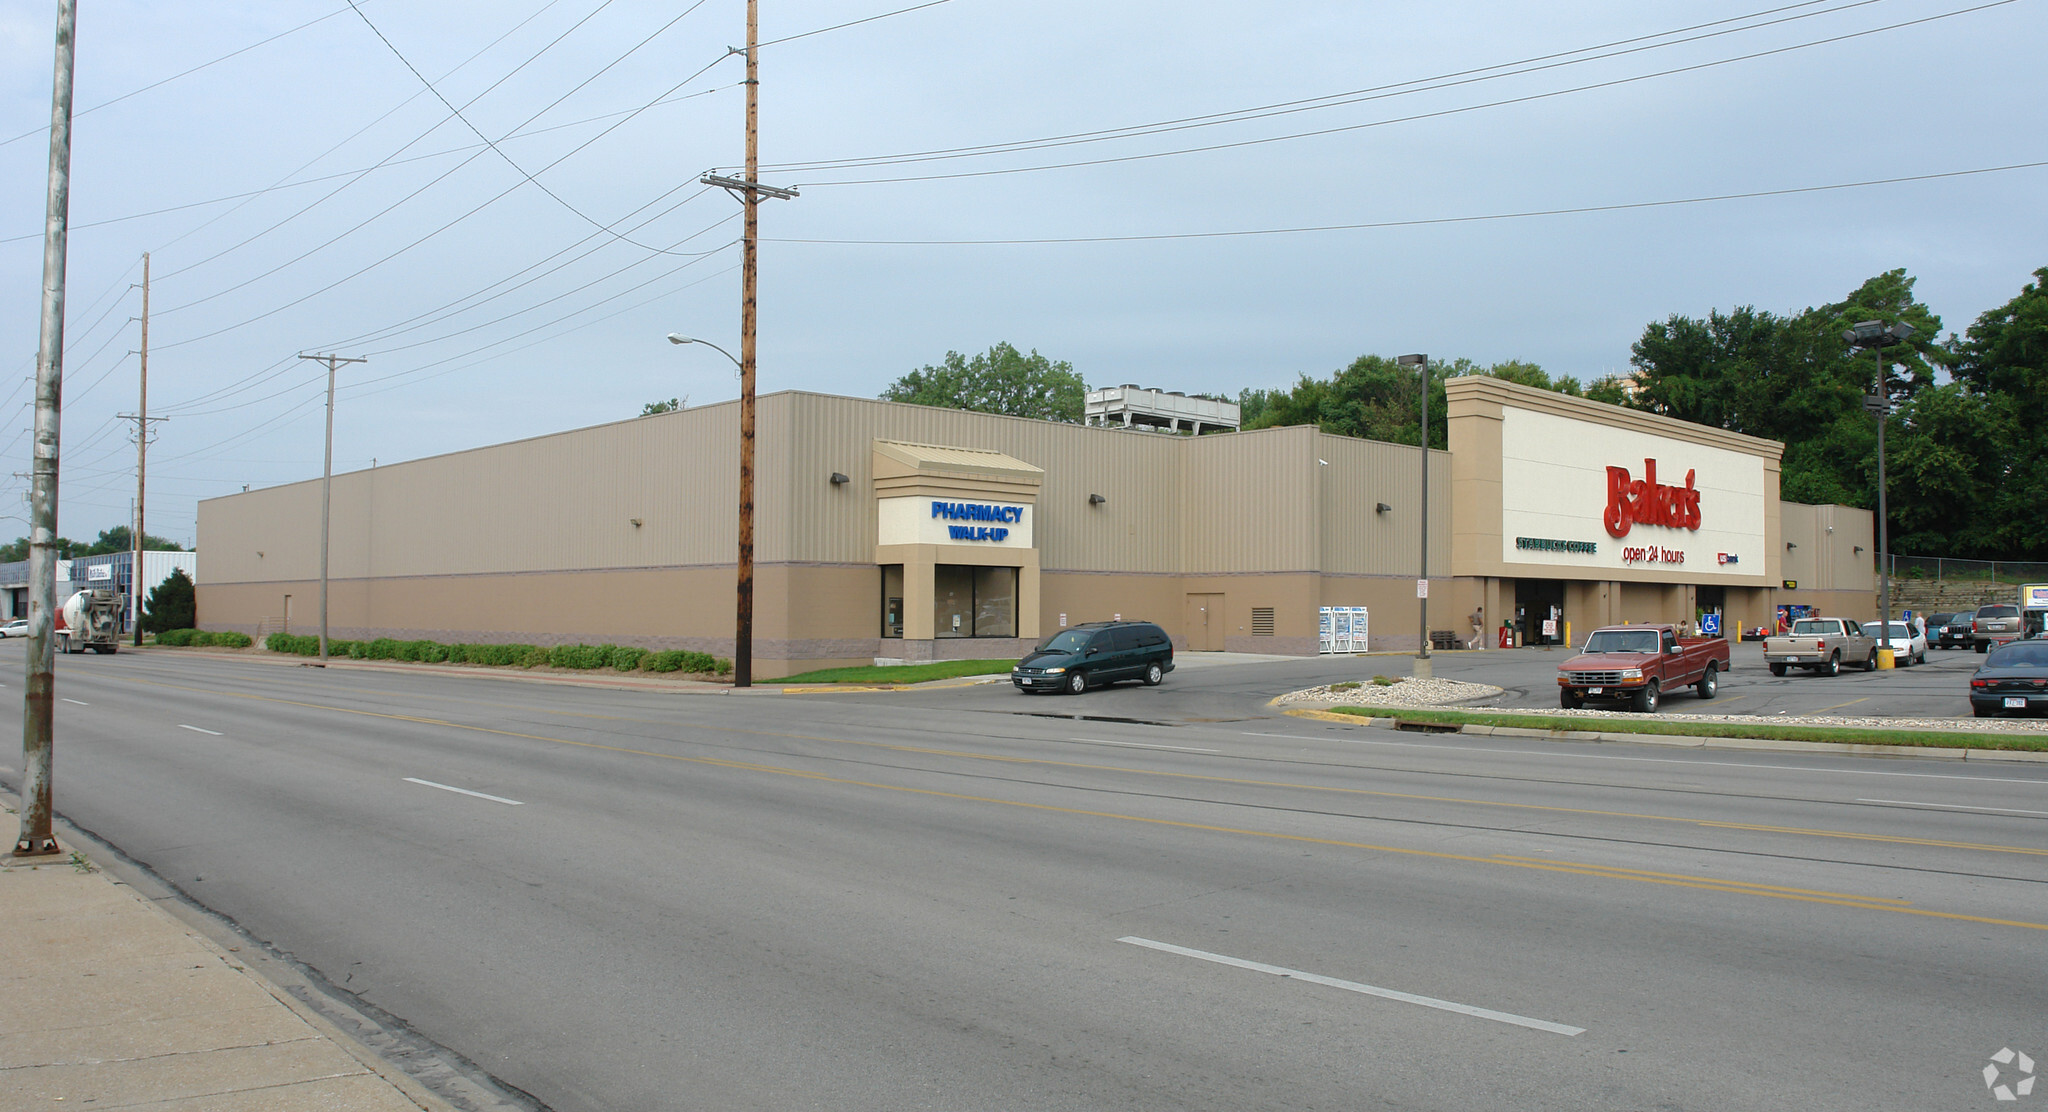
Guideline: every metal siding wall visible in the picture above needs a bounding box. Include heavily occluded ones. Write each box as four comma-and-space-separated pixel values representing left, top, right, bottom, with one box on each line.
777, 394, 1185, 571
1316, 433, 1451, 576
1180, 427, 1316, 573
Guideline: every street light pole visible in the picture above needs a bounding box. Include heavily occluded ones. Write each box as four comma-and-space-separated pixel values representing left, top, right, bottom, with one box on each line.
1397, 354, 1431, 678
1845, 320, 1913, 659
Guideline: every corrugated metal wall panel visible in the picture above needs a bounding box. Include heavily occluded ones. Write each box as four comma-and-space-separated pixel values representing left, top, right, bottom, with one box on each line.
1316, 433, 1451, 576
1180, 427, 1318, 573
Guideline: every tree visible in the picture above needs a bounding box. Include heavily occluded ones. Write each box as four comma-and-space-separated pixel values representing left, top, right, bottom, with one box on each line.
1944, 266, 2048, 559
881, 343, 1086, 422
0, 536, 83, 563
142, 566, 195, 634
1240, 355, 1584, 449
640, 398, 683, 416
78, 526, 183, 557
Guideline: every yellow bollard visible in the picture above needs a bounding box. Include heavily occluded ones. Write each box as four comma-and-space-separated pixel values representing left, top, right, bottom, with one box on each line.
1877, 647, 1895, 670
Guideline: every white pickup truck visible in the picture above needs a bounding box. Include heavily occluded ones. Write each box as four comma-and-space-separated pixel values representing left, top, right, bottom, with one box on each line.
1764, 616, 1877, 676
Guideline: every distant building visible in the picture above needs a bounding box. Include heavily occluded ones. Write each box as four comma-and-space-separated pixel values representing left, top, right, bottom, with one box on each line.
0, 550, 197, 625
1084, 385, 1239, 435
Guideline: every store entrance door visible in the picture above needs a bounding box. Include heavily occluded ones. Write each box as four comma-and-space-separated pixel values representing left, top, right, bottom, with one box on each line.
1514, 579, 1567, 646
1184, 593, 1224, 651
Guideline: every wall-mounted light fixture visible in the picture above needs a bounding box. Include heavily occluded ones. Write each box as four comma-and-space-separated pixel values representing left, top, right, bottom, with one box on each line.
256, 551, 265, 558
829, 472, 849, 485
1785, 542, 1797, 550
1088, 493, 1107, 505
1375, 502, 1392, 515
630, 518, 643, 527
1853, 545, 1864, 555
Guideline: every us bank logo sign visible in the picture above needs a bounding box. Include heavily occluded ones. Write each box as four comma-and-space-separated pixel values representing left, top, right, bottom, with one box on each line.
1985, 1047, 2036, 1101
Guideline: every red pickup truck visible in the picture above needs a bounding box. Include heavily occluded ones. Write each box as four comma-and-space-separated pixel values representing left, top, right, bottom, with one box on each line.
1556, 624, 1732, 712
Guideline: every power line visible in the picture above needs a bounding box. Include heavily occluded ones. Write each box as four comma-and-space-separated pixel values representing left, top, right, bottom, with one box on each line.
788, 0, 2020, 187
0, 6, 353, 151
766, 158, 2048, 245
760, 0, 1859, 175
756, 0, 958, 48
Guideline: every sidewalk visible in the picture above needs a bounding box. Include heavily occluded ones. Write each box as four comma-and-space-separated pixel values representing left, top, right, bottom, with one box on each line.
0, 848, 445, 1111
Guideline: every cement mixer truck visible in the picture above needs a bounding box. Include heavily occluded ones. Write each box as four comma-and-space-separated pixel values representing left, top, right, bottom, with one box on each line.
55, 588, 122, 654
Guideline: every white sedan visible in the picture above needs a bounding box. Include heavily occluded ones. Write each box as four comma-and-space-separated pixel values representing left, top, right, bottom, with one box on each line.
1862, 619, 1928, 666
0, 619, 26, 638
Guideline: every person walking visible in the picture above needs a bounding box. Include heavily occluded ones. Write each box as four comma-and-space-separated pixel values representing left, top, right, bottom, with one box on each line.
1468, 608, 1484, 650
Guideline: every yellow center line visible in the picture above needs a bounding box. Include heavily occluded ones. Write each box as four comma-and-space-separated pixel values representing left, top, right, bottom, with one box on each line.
110, 673, 2048, 934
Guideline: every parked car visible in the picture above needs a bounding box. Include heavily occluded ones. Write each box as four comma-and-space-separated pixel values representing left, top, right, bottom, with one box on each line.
1556, 624, 1731, 712
1927, 612, 1970, 650
1012, 620, 1174, 694
1972, 603, 2023, 653
1861, 619, 1928, 666
0, 618, 25, 638
1969, 640, 2048, 717
1763, 617, 1878, 676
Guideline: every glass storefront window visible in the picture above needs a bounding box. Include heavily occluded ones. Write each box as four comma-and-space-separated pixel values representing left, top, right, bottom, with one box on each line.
880, 565, 904, 638
973, 566, 1016, 638
919, 564, 1020, 638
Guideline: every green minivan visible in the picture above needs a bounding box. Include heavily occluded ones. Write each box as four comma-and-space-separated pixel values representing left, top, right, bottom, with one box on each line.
1011, 620, 1174, 695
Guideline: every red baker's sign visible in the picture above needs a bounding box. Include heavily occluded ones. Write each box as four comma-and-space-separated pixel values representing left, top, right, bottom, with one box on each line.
1603, 458, 1701, 539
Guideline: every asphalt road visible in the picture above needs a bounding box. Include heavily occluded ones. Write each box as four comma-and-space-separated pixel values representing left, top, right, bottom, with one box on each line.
4, 646, 2044, 1111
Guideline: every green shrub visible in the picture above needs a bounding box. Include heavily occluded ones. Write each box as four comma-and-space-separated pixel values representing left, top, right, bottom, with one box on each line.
363, 638, 399, 660
548, 643, 607, 669
158, 628, 195, 646
606, 645, 648, 672
646, 649, 722, 674
214, 631, 253, 648
519, 646, 549, 668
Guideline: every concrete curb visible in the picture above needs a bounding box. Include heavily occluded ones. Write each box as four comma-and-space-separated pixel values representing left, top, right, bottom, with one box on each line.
1279, 707, 2048, 762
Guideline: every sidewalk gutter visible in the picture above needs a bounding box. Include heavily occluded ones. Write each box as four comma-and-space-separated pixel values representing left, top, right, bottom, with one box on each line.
0, 791, 543, 1112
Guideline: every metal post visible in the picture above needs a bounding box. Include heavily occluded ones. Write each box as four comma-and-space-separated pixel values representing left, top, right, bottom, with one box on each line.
299, 354, 365, 666
131, 253, 148, 645
17, 0, 77, 858
735, 0, 759, 689
1875, 344, 1890, 641
1398, 354, 1431, 677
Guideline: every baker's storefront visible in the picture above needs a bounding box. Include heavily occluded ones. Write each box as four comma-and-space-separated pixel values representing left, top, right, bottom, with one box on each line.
196, 381, 1873, 676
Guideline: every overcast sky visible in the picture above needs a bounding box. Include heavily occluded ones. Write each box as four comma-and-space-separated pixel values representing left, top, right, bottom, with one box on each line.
1, 0, 2041, 548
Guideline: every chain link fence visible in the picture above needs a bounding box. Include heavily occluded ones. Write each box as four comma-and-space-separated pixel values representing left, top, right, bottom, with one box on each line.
1888, 555, 2048, 584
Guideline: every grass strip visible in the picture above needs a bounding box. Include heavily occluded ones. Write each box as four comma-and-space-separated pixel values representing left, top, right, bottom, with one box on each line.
1325, 705, 2048, 752
777, 659, 1014, 685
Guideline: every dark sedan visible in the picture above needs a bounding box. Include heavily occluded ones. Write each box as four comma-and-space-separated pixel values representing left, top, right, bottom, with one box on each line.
1969, 641, 2048, 717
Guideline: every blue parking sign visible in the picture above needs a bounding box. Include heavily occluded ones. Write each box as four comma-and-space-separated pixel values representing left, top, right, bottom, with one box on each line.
1699, 613, 1721, 635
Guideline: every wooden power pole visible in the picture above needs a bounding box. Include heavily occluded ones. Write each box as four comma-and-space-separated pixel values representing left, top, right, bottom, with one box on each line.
702, 0, 795, 688
123, 253, 163, 647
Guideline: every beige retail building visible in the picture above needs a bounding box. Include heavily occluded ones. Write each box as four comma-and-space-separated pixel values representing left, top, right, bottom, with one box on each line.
197, 377, 1875, 677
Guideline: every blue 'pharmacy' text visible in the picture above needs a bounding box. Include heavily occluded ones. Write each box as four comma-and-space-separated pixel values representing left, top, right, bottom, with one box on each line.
930, 501, 1023, 523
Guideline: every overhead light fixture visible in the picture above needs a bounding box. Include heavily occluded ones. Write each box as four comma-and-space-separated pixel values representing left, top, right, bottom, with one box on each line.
1088, 493, 1107, 505
829, 472, 849, 485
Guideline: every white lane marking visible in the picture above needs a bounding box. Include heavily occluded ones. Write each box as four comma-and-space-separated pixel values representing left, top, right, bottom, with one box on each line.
62, 698, 88, 705
1243, 733, 2048, 785
403, 777, 524, 805
1068, 737, 1220, 753
1857, 798, 2048, 816
1119, 936, 1583, 1036
177, 724, 223, 736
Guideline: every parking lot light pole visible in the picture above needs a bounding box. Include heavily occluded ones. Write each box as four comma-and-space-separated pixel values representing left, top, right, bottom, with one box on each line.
1397, 354, 1431, 678
1844, 320, 1914, 657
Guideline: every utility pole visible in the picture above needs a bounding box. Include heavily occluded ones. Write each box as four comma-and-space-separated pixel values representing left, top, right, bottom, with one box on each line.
298, 353, 365, 666
127, 252, 158, 646
701, 0, 796, 689
17, 0, 77, 859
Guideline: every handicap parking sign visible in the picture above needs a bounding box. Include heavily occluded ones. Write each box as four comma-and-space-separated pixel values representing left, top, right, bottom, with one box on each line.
1699, 613, 1721, 635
